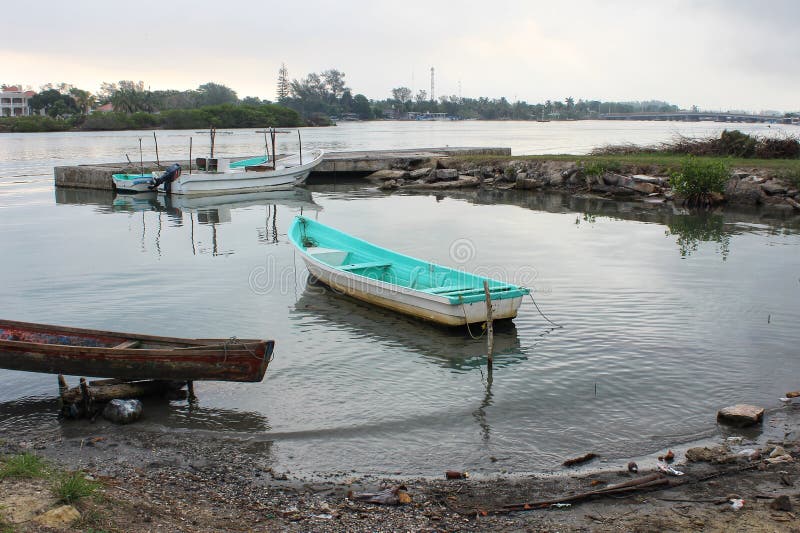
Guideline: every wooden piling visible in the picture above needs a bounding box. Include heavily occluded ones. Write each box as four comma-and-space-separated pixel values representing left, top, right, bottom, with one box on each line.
483, 280, 494, 372
153, 131, 161, 168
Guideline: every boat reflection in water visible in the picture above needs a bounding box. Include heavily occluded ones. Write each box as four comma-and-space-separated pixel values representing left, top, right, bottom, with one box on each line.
55, 187, 322, 255
292, 283, 525, 372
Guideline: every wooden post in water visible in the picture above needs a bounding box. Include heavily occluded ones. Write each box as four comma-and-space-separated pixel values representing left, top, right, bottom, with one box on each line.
483, 280, 494, 373
298, 129, 303, 165
138, 138, 144, 176
153, 131, 161, 168
188, 137, 192, 174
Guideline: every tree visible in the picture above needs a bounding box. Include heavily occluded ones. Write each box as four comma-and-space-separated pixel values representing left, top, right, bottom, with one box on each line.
196, 82, 238, 106
415, 89, 427, 103
277, 63, 290, 101
241, 96, 263, 106
28, 89, 78, 116
322, 69, 347, 101
352, 94, 372, 120
391, 87, 412, 104
69, 88, 94, 114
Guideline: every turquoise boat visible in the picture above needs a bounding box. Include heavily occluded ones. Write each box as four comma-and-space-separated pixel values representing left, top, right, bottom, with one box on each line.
289, 216, 530, 326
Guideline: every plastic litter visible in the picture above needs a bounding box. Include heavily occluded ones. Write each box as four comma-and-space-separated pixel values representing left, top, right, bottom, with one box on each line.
550, 503, 571, 509
656, 463, 684, 476
730, 498, 745, 511
102, 399, 143, 424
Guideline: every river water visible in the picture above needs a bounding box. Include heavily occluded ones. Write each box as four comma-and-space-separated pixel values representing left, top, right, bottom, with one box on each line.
1, 121, 799, 476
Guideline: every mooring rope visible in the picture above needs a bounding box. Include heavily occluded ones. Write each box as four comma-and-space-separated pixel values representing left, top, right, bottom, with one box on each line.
528, 292, 562, 328
461, 300, 487, 340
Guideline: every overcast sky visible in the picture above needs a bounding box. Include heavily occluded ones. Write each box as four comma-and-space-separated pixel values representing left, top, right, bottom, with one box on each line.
4, 0, 798, 112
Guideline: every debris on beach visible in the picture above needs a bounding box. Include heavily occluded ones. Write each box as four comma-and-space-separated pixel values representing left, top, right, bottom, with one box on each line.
348, 485, 412, 505
445, 470, 469, 480
562, 452, 598, 467
716, 404, 765, 427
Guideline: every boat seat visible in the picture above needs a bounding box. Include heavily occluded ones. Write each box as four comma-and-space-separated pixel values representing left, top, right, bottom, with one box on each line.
339, 261, 392, 271
422, 285, 475, 294
112, 340, 141, 349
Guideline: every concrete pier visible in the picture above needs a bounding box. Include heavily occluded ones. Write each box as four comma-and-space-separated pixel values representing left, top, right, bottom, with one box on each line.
54, 147, 511, 190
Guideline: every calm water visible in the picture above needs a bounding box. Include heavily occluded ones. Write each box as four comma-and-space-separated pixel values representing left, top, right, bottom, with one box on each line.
1, 122, 799, 476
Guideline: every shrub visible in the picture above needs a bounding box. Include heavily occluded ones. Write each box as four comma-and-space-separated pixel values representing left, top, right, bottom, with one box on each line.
669, 156, 730, 206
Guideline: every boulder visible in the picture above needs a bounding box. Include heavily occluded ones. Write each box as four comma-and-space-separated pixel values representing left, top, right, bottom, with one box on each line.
716, 404, 764, 427
379, 180, 398, 190
685, 445, 737, 464
725, 179, 763, 205
602, 173, 620, 186
435, 168, 459, 181
35, 505, 81, 528
367, 169, 407, 181
516, 176, 541, 190
631, 174, 667, 186
409, 167, 432, 179
632, 181, 658, 195
761, 181, 788, 196
103, 398, 143, 424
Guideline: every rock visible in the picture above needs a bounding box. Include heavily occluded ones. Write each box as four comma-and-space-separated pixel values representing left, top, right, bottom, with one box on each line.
435, 168, 459, 181
402, 176, 479, 190
631, 174, 666, 186
602, 173, 620, 186
786, 197, 800, 211
516, 172, 527, 180
408, 167, 432, 179
725, 178, 763, 205
367, 169, 407, 181
516, 176, 541, 190
770, 495, 793, 512
379, 180, 398, 190
761, 181, 788, 195
35, 505, 81, 528
632, 182, 658, 195
686, 445, 737, 464
548, 174, 564, 186
770, 446, 787, 458
103, 398, 143, 424
716, 404, 764, 427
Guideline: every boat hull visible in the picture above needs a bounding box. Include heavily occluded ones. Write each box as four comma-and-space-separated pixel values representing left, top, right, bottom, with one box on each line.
305, 258, 524, 326
0, 320, 272, 382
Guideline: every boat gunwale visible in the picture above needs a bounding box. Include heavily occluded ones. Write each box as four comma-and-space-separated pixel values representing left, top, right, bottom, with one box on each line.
178, 149, 324, 186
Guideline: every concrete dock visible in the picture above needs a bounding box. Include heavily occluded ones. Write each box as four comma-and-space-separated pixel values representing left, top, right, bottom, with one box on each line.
54, 147, 511, 190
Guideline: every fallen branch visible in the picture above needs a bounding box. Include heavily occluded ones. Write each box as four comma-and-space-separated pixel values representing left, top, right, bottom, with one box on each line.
500, 473, 669, 512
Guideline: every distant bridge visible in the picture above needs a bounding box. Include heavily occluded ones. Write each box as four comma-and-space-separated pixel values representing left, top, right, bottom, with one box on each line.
599, 112, 796, 124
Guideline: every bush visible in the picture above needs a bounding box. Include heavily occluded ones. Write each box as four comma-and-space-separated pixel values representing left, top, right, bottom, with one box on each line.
670, 156, 730, 206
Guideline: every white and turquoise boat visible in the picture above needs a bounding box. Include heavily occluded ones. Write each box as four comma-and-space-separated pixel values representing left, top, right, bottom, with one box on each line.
112, 172, 156, 193
289, 216, 530, 326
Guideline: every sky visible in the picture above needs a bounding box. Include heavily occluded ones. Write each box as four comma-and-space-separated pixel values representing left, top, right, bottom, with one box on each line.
3, 0, 798, 112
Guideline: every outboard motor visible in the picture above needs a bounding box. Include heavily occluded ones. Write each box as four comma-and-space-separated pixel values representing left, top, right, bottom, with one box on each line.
149, 163, 182, 194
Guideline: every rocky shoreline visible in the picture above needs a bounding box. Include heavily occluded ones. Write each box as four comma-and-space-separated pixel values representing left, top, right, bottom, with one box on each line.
369, 158, 800, 212
2, 399, 799, 532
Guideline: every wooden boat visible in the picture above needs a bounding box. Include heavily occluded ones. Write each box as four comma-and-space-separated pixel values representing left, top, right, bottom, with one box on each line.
0, 319, 273, 382
166, 149, 324, 196
289, 216, 530, 326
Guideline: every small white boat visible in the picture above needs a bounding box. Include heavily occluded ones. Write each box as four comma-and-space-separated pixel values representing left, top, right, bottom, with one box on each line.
289, 216, 530, 327
112, 172, 157, 193
164, 149, 324, 196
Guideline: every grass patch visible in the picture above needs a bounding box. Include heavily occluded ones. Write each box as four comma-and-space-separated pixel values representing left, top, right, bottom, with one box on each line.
52, 470, 100, 504
0, 453, 48, 479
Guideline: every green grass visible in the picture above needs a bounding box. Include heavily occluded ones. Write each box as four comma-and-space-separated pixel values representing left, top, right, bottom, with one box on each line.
52, 470, 100, 504
0, 453, 48, 479
457, 152, 800, 170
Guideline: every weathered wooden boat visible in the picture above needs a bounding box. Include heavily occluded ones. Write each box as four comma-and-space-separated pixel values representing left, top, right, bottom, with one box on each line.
289, 216, 530, 326
0, 319, 273, 382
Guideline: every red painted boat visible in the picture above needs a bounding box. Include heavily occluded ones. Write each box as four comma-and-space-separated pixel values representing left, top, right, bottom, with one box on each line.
0, 319, 273, 382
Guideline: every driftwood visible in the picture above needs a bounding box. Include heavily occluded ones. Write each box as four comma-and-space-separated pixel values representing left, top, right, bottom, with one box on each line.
500, 473, 669, 512
563, 452, 598, 467
785, 390, 800, 399
60, 379, 185, 404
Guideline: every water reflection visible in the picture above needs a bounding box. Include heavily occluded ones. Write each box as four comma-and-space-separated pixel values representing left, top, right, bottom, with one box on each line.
398, 188, 800, 259
292, 283, 525, 372
0, 394, 271, 434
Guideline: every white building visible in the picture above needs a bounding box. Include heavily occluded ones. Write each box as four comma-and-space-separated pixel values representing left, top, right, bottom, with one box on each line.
1, 86, 35, 117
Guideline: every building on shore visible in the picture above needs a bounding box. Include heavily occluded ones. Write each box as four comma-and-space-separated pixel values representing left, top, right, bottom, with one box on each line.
1, 86, 36, 117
